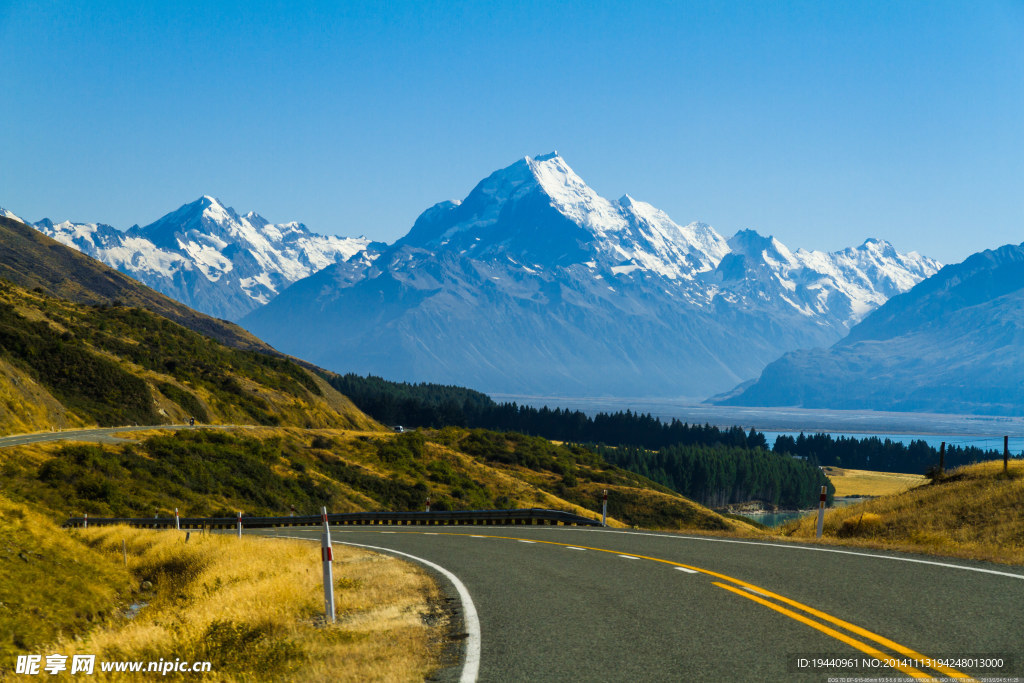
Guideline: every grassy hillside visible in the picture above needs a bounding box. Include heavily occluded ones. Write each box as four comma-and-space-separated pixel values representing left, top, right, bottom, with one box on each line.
823, 466, 927, 497
0, 495, 445, 680
0, 495, 130, 659
0, 281, 376, 434
783, 459, 1024, 564
0, 427, 754, 532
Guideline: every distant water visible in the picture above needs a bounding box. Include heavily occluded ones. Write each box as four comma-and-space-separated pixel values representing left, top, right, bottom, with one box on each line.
492, 395, 1024, 443
733, 498, 862, 528
735, 510, 812, 527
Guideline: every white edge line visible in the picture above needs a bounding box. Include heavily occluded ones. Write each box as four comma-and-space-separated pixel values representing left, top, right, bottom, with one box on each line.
271, 534, 481, 683
269, 524, 1024, 581
542, 527, 1024, 581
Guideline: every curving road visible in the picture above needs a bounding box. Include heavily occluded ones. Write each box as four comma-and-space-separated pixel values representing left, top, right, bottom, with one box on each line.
263, 526, 1024, 682
14, 427, 1022, 679
0, 424, 215, 449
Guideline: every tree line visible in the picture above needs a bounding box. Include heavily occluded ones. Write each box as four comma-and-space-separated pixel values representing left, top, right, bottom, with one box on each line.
597, 443, 833, 509
328, 373, 833, 507
770, 433, 1009, 474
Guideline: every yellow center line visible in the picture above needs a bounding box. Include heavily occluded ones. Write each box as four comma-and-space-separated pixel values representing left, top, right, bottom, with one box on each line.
347, 530, 973, 680
713, 582, 931, 679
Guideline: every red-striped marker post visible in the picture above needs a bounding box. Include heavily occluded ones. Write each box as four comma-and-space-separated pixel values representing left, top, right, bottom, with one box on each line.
815, 486, 827, 539
601, 489, 608, 527
425, 497, 430, 513
236, 511, 242, 538
321, 507, 336, 623
174, 508, 180, 531
83, 513, 88, 529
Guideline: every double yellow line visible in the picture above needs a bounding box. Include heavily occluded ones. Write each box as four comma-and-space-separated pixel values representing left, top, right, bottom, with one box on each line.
423, 532, 974, 681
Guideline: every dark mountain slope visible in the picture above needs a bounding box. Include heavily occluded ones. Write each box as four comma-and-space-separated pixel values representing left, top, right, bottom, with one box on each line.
0, 215, 267, 352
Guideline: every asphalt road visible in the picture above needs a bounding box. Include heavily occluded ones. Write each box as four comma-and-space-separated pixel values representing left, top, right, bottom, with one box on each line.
0, 424, 212, 448
260, 525, 1024, 683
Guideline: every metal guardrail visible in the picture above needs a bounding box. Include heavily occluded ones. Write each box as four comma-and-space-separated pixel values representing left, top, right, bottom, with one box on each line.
62, 508, 603, 529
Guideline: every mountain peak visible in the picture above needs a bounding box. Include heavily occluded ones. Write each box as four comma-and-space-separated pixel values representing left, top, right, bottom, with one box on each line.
728, 229, 780, 254
1, 207, 24, 224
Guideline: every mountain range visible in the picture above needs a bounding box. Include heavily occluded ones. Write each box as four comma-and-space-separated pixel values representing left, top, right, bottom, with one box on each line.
714, 241, 1024, 415
26, 197, 376, 320
241, 153, 939, 398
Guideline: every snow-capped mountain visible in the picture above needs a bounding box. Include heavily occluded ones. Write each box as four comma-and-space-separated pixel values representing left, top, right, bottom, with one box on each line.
242, 153, 939, 398
1, 207, 24, 223
30, 196, 374, 319
714, 242, 1024, 415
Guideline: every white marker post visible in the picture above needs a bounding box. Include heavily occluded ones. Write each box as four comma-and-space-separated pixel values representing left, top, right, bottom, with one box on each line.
601, 489, 608, 527
815, 486, 827, 539
321, 507, 336, 623
236, 511, 243, 538
83, 513, 88, 529
174, 508, 180, 531
425, 497, 430, 513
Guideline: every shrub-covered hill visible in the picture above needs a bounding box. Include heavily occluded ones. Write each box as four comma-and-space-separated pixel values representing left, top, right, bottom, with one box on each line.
0, 281, 376, 434
0, 214, 266, 352
781, 459, 1024, 565
0, 427, 757, 533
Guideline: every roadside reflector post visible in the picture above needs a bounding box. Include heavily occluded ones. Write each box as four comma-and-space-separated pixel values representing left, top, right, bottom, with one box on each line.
237, 511, 243, 538
1005, 435, 1010, 474
321, 506, 336, 623
425, 496, 430, 513
815, 486, 827, 539
602, 489, 608, 527
175, 508, 180, 531
83, 513, 88, 529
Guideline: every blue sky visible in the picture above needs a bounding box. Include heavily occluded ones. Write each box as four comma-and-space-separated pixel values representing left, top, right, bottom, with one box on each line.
1, 0, 1020, 264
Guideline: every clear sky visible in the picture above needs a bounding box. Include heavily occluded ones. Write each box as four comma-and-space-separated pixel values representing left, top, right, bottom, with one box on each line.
1, 1, 1020, 264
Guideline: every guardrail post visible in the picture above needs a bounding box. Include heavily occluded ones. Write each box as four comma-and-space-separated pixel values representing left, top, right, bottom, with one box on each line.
237, 511, 243, 538
815, 486, 827, 539
321, 507, 336, 623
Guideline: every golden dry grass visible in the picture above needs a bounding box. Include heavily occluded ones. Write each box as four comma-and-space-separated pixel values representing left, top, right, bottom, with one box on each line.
51, 527, 446, 682
823, 466, 927, 497
0, 496, 130, 659
781, 459, 1024, 565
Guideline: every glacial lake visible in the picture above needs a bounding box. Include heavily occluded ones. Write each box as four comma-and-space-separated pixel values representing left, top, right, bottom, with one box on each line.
494, 395, 1024, 454
494, 396, 1024, 524
732, 497, 863, 528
